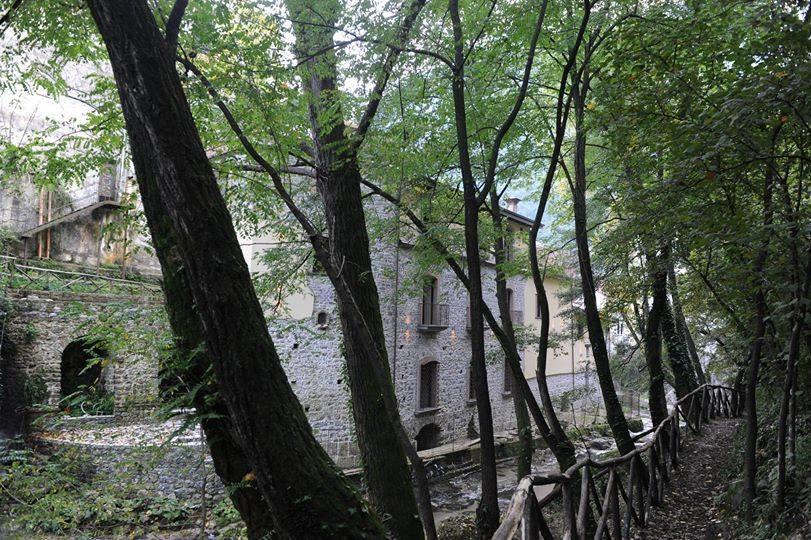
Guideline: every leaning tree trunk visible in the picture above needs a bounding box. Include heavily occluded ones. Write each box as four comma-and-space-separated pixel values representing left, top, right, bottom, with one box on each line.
569, 72, 635, 456
659, 274, 699, 400
283, 1, 427, 536
149, 212, 275, 539
645, 251, 669, 428
489, 189, 533, 479
86, 1, 385, 536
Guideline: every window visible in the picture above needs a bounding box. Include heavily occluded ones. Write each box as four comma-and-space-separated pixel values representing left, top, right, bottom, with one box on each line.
421, 277, 438, 325
316, 311, 329, 328
419, 360, 439, 409
503, 238, 513, 262
503, 360, 513, 394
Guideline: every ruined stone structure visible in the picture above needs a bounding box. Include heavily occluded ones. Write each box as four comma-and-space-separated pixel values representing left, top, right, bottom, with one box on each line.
0, 288, 161, 432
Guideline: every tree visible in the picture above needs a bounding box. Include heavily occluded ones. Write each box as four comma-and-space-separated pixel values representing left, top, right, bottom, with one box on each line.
85, 0, 385, 536
565, 23, 635, 456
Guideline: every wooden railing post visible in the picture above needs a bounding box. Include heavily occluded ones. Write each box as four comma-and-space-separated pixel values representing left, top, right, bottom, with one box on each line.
647, 445, 658, 509
561, 480, 575, 540
610, 469, 621, 540
702, 387, 710, 424
670, 420, 679, 468
522, 489, 539, 540
594, 469, 615, 539
576, 464, 590, 539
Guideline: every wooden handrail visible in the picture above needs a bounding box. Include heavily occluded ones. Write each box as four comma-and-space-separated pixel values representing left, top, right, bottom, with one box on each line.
0, 255, 160, 295
492, 383, 744, 539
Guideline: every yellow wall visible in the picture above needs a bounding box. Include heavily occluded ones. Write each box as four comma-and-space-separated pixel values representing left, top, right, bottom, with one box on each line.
239, 230, 315, 320
521, 275, 589, 378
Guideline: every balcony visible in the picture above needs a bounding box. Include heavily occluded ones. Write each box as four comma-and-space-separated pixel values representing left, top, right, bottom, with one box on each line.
466, 306, 521, 330
417, 302, 449, 332
510, 309, 524, 326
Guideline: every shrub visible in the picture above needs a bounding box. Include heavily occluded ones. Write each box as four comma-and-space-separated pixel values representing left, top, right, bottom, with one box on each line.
0, 443, 195, 536
22, 372, 49, 406
627, 418, 644, 432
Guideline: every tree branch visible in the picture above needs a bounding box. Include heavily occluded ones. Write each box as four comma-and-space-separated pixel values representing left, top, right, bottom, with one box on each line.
164, 0, 188, 57
353, 0, 428, 148
177, 55, 319, 239
476, 0, 549, 205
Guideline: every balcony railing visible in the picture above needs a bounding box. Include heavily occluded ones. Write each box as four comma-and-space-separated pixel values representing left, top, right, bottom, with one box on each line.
417, 302, 449, 331
466, 306, 522, 330
510, 309, 524, 326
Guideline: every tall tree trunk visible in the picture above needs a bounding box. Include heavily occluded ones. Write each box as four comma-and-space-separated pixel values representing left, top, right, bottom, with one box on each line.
86, 2, 385, 536
569, 72, 635, 456
667, 261, 706, 384
449, 0, 499, 534
152, 217, 275, 539
645, 251, 669, 428
523, 0, 592, 481
489, 189, 533, 480
283, 2, 427, 537
744, 127, 779, 523
776, 243, 811, 509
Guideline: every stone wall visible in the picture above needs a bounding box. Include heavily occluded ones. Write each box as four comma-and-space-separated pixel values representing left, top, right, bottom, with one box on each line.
0, 290, 160, 431
273, 222, 598, 467
35, 438, 223, 504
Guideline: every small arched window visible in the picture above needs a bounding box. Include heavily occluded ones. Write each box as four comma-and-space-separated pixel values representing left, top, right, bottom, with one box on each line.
419, 359, 439, 409
316, 311, 329, 328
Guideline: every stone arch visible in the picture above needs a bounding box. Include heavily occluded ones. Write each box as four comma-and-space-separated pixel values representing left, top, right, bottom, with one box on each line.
60, 338, 106, 399
415, 423, 442, 451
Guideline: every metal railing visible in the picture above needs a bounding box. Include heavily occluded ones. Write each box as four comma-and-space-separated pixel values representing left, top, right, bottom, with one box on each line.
0, 256, 160, 297
5, 188, 121, 235
493, 383, 744, 540
466, 306, 521, 329
417, 302, 450, 330
510, 309, 524, 326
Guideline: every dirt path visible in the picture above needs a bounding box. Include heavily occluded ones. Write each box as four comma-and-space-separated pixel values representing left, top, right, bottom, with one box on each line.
634, 417, 741, 539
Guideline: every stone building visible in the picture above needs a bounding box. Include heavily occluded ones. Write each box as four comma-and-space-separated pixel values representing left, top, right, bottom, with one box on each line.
0, 87, 159, 274
241, 197, 595, 467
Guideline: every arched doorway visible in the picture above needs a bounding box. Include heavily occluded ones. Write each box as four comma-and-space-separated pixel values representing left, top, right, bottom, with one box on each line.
60, 339, 105, 399
415, 423, 442, 451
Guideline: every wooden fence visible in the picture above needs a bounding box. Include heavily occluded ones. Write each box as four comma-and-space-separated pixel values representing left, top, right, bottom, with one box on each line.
493, 383, 743, 540
0, 256, 161, 297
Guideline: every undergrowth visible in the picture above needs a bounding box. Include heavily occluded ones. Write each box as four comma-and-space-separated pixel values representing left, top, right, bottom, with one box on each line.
0, 442, 200, 537
720, 396, 811, 539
